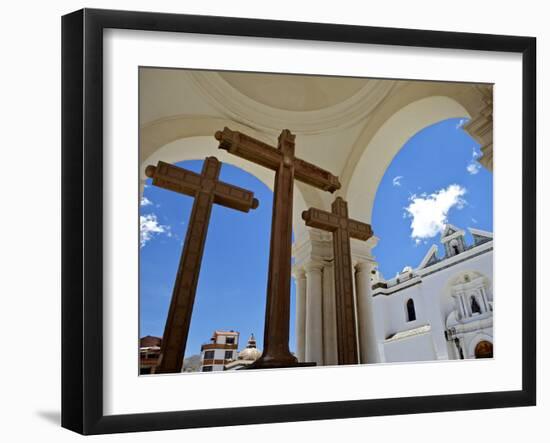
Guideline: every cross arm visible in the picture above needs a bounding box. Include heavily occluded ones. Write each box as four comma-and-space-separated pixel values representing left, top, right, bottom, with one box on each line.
215, 127, 281, 171
294, 158, 341, 193
347, 219, 373, 241
213, 181, 259, 213
302, 207, 373, 241
215, 127, 341, 193
301, 208, 340, 232
145, 161, 259, 213
145, 161, 203, 197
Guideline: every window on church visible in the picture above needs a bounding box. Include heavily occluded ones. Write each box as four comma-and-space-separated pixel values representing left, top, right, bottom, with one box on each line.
450, 239, 460, 256
202, 366, 213, 372
224, 351, 233, 360
406, 299, 416, 322
204, 350, 214, 360
226, 337, 235, 345
471, 295, 481, 314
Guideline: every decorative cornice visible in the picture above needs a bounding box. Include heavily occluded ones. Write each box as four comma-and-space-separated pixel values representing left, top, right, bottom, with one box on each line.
303, 261, 325, 273
354, 261, 372, 273
418, 244, 492, 278
292, 227, 334, 265
291, 266, 306, 280
446, 316, 493, 338
385, 324, 431, 343
462, 85, 493, 171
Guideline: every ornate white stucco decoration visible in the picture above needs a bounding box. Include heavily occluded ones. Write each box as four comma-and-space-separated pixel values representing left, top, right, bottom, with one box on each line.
463, 85, 493, 171
385, 325, 431, 343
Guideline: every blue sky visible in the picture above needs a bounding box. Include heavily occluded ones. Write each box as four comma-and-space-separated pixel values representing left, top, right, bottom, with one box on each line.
140, 161, 295, 355
140, 117, 492, 357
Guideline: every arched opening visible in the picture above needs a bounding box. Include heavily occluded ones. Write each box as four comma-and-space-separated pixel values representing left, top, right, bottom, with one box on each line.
346, 96, 471, 224
367, 117, 493, 280
471, 295, 482, 314
450, 239, 460, 256
474, 340, 493, 358
406, 299, 416, 322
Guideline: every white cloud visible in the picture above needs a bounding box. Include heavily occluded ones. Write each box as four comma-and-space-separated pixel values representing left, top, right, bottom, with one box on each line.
392, 176, 403, 187
466, 162, 481, 175
404, 184, 467, 242
140, 213, 170, 247
466, 147, 482, 174
141, 196, 153, 206
456, 118, 467, 129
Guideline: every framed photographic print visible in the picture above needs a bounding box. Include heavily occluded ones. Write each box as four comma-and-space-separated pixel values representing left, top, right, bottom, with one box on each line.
61, 8, 536, 435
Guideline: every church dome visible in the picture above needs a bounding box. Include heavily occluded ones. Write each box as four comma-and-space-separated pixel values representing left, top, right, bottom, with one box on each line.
238, 334, 262, 361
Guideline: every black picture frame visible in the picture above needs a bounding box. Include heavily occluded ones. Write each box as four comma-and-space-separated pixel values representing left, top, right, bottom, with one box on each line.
61, 8, 536, 435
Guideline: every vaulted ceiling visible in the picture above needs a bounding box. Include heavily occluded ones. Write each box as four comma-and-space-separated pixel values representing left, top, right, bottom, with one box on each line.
139, 67, 490, 233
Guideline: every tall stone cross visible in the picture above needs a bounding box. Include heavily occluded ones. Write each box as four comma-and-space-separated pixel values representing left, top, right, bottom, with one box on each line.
302, 197, 373, 365
145, 157, 259, 373
215, 127, 340, 368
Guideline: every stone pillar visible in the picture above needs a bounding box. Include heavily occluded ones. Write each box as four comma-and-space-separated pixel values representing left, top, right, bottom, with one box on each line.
322, 262, 338, 365
351, 258, 362, 361
355, 260, 376, 364
351, 236, 379, 364
305, 261, 324, 365
293, 267, 307, 362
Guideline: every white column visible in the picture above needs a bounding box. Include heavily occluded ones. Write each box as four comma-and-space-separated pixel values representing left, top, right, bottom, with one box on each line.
293, 267, 307, 362
355, 260, 377, 364
455, 293, 466, 318
305, 262, 324, 365
462, 294, 471, 317
479, 287, 489, 312
322, 262, 338, 365
352, 259, 361, 361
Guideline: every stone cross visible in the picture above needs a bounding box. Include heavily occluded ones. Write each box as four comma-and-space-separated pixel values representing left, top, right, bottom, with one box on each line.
302, 197, 373, 365
215, 127, 340, 368
145, 157, 259, 373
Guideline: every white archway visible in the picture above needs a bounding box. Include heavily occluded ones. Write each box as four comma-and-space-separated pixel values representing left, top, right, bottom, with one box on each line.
345, 96, 470, 224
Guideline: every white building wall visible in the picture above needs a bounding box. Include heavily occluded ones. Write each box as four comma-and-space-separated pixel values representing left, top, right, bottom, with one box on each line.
371, 241, 493, 363
384, 333, 437, 362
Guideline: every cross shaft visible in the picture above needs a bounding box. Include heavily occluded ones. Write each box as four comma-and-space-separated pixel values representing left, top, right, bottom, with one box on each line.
146, 157, 258, 373
215, 127, 340, 369
302, 197, 373, 365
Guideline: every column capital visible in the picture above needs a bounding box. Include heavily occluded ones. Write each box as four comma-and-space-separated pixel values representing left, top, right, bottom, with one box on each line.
350, 235, 378, 263
303, 261, 324, 273
291, 265, 306, 279
355, 260, 373, 273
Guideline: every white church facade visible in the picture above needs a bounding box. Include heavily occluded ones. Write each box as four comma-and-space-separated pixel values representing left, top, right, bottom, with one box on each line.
292, 223, 493, 366
368, 224, 493, 363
